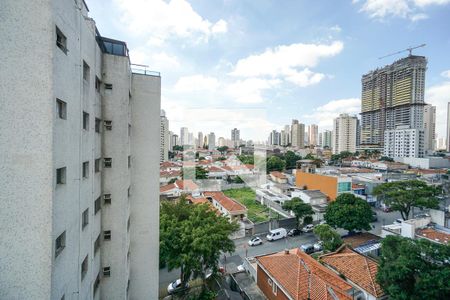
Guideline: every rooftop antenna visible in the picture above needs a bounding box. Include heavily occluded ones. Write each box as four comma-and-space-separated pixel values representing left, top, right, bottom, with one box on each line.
378, 44, 426, 60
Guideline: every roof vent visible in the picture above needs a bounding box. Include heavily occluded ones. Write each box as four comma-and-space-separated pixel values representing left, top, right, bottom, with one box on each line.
284, 249, 289, 255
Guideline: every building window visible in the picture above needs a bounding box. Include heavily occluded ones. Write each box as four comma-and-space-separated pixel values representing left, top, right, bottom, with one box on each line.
104, 230, 111, 241
104, 120, 112, 130
272, 283, 277, 295
127, 186, 131, 197
104, 158, 112, 168
127, 217, 131, 232
95, 197, 101, 214
61, 295, 65, 300
94, 233, 101, 254
93, 273, 100, 296
83, 61, 90, 82
104, 194, 111, 204
56, 167, 66, 185
95, 118, 101, 133
55, 231, 66, 257
81, 255, 88, 280
104, 83, 113, 90
56, 26, 67, 54
82, 208, 89, 229
83, 112, 89, 130
56, 99, 67, 119
128, 155, 131, 168
82, 161, 89, 178
103, 267, 111, 277
128, 124, 131, 136
95, 76, 101, 92
95, 158, 101, 173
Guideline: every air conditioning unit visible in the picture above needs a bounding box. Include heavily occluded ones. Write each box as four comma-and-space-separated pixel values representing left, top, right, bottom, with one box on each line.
103, 194, 111, 204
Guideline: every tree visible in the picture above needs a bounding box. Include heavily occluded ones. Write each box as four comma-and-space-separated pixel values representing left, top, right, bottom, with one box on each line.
324, 193, 372, 233
182, 166, 209, 179
304, 153, 315, 160
284, 151, 302, 169
160, 197, 239, 288
313, 224, 343, 252
376, 235, 450, 300
380, 156, 394, 162
217, 146, 229, 154
373, 180, 440, 220
238, 155, 254, 165
303, 215, 313, 225
282, 197, 314, 228
267, 156, 286, 173
173, 145, 183, 151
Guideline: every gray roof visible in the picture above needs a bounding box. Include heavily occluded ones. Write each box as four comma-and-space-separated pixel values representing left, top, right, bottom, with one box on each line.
301, 190, 327, 199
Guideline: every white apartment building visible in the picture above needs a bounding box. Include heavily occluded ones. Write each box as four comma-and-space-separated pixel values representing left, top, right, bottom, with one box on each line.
208, 132, 216, 150
170, 132, 179, 150
160, 110, 169, 162
320, 130, 332, 148
383, 126, 425, 158
423, 105, 436, 153
307, 124, 319, 146
198, 132, 204, 148
447, 102, 450, 152
332, 114, 357, 154
291, 119, 305, 149
0, 1, 160, 299
180, 127, 189, 146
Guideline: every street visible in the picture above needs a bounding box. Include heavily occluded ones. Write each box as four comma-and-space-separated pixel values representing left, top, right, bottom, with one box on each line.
158, 207, 402, 295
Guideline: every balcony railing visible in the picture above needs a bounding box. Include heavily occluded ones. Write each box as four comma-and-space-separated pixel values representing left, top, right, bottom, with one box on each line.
131, 64, 160, 77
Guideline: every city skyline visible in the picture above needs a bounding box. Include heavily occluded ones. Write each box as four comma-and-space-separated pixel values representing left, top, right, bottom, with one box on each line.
89, 0, 450, 140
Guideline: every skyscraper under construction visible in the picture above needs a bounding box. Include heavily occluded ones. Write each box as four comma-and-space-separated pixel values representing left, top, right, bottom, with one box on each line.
360, 55, 427, 148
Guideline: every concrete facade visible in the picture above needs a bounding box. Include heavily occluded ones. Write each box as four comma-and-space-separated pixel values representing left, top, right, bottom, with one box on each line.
423, 105, 436, 152
332, 114, 357, 154
160, 110, 169, 162
291, 119, 305, 149
0, 1, 160, 299
383, 126, 425, 158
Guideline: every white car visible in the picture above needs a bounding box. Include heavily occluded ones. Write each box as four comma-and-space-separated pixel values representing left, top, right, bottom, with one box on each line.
167, 279, 189, 295
248, 236, 263, 246
302, 224, 314, 233
313, 241, 323, 252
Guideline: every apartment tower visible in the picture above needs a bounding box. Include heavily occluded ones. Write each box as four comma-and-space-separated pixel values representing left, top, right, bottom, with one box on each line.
231, 128, 240, 148
208, 132, 216, 150
332, 114, 358, 154
291, 119, 305, 149
307, 124, 319, 146
0, 1, 160, 299
360, 55, 427, 148
160, 110, 169, 162
423, 105, 436, 153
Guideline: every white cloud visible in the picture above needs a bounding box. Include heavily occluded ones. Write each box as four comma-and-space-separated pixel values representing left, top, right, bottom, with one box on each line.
425, 81, 450, 138
360, 0, 411, 19
129, 49, 180, 70
229, 41, 343, 88
410, 13, 429, 21
329, 25, 342, 32
355, 0, 450, 20
226, 78, 281, 104
174, 75, 219, 92
115, 0, 227, 45
414, 0, 450, 7
441, 70, 450, 79
304, 98, 361, 129
231, 41, 343, 78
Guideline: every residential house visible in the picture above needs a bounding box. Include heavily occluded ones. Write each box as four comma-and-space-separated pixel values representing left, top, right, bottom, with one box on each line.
320, 245, 386, 300
204, 191, 247, 222
296, 190, 328, 222
256, 248, 355, 300
270, 171, 288, 184
159, 179, 200, 198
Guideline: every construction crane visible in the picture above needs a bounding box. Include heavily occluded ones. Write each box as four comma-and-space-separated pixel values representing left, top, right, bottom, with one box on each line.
378, 43, 426, 59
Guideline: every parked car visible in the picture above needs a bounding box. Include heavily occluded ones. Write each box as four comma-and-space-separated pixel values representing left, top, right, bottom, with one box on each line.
167, 279, 189, 295
266, 228, 287, 241
371, 212, 378, 222
248, 236, 263, 246
300, 243, 315, 254
382, 206, 392, 212
313, 241, 323, 252
287, 228, 301, 236
302, 224, 314, 233
394, 218, 403, 224
319, 220, 327, 225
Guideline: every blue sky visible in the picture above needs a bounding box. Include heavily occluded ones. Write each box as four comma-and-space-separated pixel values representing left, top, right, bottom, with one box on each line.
89, 0, 450, 141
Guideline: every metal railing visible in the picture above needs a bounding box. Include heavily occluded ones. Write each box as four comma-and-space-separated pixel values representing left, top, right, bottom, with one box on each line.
131, 64, 160, 77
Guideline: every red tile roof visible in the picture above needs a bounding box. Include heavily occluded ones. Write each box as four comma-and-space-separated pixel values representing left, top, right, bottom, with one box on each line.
342, 233, 381, 248
208, 166, 225, 173
160, 183, 177, 193
175, 179, 199, 191
257, 248, 353, 300
203, 191, 247, 213
320, 245, 384, 298
270, 171, 287, 179
416, 228, 450, 244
